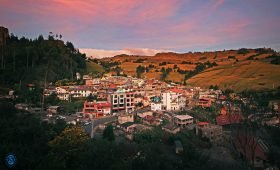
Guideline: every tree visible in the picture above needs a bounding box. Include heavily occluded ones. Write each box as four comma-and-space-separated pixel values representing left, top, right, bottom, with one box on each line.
45, 93, 60, 106
232, 122, 259, 168
87, 93, 97, 101
238, 48, 249, 54
0, 101, 53, 170
47, 126, 89, 169
38, 35, 44, 41
103, 125, 115, 141
135, 101, 144, 108
66, 41, 75, 52
136, 65, 145, 78
228, 56, 236, 59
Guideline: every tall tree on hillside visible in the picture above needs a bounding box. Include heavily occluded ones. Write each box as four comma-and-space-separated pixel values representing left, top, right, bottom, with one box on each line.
103, 125, 115, 141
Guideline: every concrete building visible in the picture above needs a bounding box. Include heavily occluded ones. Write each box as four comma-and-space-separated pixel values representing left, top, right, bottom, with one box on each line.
118, 114, 134, 124
196, 122, 223, 143
82, 101, 109, 119
173, 114, 193, 128
55, 86, 70, 100
110, 90, 135, 113
162, 124, 180, 134
69, 86, 95, 98
161, 89, 186, 111
197, 98, 212, 108
151, 102, 162, 111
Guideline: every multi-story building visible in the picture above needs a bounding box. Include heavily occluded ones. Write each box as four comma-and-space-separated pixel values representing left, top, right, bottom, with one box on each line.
69, 86, 95, 98
55, 86, 70, 100
151, 102, 162, 111
82, 101, 110, 118
110, 89, 135, 113
173, 114, 193, 128
197, 98, 212, 108
161, 89, 186, 111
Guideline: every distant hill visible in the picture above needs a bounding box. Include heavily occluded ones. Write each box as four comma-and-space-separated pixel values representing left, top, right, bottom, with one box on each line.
100, 48, 280, 91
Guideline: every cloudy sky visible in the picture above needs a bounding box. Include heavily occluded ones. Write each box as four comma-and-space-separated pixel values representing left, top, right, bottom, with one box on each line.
1, 0, 280, 57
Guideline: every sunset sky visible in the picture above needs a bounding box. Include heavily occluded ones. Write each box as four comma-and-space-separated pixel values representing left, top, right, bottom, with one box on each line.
1, 0, 280, 57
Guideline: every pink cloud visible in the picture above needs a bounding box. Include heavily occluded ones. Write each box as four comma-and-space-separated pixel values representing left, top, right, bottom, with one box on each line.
213, 0, 224, 9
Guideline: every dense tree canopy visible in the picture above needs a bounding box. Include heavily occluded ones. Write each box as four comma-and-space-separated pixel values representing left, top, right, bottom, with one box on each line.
0, 34, 86, 86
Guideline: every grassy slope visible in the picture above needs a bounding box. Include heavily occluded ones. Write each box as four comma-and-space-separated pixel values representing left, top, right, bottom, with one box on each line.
86, 61, 105, 73
187, 61, 280, 92
101, 49, 278, 91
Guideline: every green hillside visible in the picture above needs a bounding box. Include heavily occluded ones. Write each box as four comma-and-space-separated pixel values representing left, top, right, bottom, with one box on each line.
86, 61, 105, 74
0, 34, 87, 86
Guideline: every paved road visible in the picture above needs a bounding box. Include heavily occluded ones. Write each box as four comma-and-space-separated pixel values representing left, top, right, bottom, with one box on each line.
83, 116, 117, 137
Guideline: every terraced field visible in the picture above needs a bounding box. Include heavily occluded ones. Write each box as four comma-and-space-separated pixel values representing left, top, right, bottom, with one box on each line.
187, 61, 280, 91
99, 48, 278, 91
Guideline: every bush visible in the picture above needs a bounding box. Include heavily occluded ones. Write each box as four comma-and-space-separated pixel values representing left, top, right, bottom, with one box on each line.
228, 56, 236, 59
237, 48, 249, 54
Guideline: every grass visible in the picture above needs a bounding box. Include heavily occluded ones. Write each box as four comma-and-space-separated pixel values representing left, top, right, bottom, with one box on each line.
100, 50, 278, 92
166, 72, 185, 83
144, 72, 161, 79
187, 61, 280, 92
86, 61, 105, 73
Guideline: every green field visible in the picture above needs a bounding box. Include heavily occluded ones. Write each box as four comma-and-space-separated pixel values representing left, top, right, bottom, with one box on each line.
86, 61, 105, 73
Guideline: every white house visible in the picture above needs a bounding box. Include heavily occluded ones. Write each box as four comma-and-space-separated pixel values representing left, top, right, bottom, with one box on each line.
151, 102, 162, 111
161, 89, 186, 111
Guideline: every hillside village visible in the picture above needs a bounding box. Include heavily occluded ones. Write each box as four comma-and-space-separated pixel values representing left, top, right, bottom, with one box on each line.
8, 73, 280, 169
1, 26, 280, 169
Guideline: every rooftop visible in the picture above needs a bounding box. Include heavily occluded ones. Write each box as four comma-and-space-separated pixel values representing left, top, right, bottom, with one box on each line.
174, 114, 193, 120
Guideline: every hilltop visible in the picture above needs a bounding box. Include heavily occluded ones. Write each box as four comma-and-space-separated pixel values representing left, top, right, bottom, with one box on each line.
0, 26, 95, 87
98, 48, 280, 92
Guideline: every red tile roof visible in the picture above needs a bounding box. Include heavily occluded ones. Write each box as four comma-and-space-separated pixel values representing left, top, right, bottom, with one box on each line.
197, 122, 210, 126
170, 88, 185, 94
216, 114, 243, 126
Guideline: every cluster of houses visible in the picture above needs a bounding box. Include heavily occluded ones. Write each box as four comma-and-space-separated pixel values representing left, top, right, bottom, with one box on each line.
40, 75, 279, 168
45, 75, 225, 118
